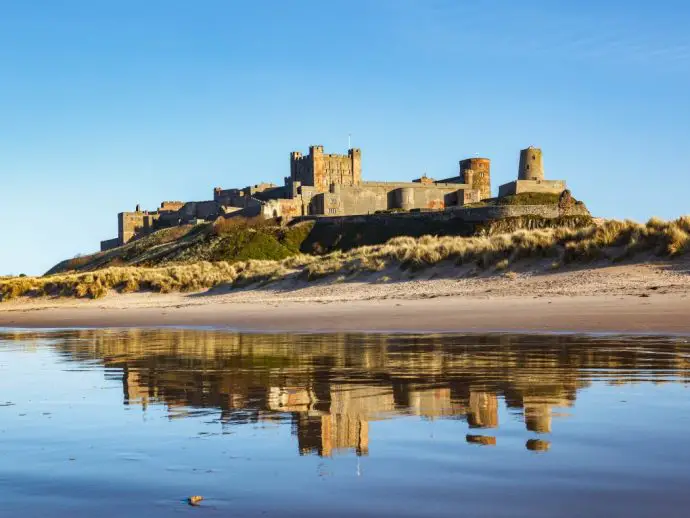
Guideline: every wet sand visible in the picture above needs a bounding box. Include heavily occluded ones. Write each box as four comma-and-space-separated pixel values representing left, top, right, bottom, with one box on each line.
1, 293, 689, 334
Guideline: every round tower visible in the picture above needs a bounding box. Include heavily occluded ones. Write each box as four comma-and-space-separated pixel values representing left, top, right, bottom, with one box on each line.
397, 187, 415, 211
459, 158, 491, 200
518, 147, 544, 181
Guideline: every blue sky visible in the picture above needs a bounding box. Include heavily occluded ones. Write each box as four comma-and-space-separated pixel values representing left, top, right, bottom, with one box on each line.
1, 0, 689, 275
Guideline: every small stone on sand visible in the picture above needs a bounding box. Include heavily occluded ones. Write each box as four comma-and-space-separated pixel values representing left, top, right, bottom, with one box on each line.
188, 496, 204, 506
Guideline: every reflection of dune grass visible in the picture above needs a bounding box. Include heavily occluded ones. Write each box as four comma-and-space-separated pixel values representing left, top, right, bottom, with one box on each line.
2, 217, 690, 301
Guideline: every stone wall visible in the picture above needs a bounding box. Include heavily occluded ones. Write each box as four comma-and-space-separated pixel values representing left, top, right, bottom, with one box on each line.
296, 202, 589, 227
118, 211, 160, 245
333, 181, 471, 215
244, 183, 278, 196
334, 183, 389, 214
214, 187, 241, 203
178, 201, 220, 222
255, 180, 482, 220
159, 201, 185, 212
251, 186, 287, 201
100, 238, 120, 252
261, 197, 304, 220
457, 188, 481, 205
310, 191, 343, 216
498, 180, 566, 197
214, 189, 264, 211
452, 202, 590, 221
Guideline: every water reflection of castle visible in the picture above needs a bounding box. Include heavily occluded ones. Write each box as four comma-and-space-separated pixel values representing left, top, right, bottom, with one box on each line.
15, 329, 689, 456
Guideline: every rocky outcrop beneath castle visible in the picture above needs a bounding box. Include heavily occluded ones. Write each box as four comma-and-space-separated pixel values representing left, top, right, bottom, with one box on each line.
298, 201, 592, 254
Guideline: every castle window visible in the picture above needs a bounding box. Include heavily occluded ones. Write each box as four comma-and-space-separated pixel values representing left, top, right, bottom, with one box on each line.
532, 155, 536, 160
526, 164, 530, 170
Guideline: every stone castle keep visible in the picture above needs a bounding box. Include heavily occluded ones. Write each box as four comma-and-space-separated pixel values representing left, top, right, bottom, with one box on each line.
101, 145, 569, 251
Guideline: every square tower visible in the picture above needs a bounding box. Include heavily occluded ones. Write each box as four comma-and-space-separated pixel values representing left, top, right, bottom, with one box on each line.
290, 145, 362, 193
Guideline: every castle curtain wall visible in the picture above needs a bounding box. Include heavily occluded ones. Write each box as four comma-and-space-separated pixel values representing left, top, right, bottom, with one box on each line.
332, 182, 470, 215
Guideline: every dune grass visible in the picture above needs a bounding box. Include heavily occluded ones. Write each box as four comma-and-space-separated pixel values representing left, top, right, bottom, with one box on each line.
2, 216, 689, 302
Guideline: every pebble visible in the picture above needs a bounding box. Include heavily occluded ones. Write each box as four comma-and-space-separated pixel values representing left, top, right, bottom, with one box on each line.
188, 496, 204, 506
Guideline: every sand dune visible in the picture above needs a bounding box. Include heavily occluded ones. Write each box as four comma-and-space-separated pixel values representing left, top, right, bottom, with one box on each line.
1, 258, 689, 334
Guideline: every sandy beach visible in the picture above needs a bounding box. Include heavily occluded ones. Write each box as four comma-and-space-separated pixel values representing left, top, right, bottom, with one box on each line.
1, 259, 689, 334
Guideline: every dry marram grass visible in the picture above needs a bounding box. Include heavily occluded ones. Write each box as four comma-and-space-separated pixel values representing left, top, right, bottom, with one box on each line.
2, 217, 690, 301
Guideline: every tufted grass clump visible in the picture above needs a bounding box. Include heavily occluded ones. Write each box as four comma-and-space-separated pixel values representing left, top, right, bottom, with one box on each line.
2, 216, 690, 302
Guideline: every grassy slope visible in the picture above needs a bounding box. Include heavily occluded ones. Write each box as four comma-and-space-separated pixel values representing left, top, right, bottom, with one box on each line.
47, 220, 315, 275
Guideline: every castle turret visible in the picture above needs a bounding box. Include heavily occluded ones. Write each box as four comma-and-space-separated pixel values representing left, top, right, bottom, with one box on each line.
396, 187, 415, 211
459, 158, 491, 200
349, 148, 362, 185
518, 147, 544, 181
290, 151, 303, 181
498, 146, 567, 197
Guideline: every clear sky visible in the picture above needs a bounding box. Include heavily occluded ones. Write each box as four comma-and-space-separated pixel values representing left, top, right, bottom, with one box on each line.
1, 0, 689, 275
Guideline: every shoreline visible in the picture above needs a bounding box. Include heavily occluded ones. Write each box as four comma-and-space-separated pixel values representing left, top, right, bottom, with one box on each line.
2, 259, 689, 335
2, 292, 690, 335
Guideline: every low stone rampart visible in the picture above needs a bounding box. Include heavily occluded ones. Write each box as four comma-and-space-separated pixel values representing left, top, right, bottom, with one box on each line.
294, 203, 589, 226
451, 203, 590, 221
100, 238, 120, 252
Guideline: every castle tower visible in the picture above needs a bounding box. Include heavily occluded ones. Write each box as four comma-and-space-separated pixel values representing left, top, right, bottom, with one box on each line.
290, 145, 362, 194
310, 145, 325, 191
349, 148, 362, 185
459, 158, 491, 200
518, 147, 544, 181
396, 187, 415, 211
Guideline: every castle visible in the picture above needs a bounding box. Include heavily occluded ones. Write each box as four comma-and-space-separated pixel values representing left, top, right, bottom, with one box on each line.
101, 145, 568, 251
